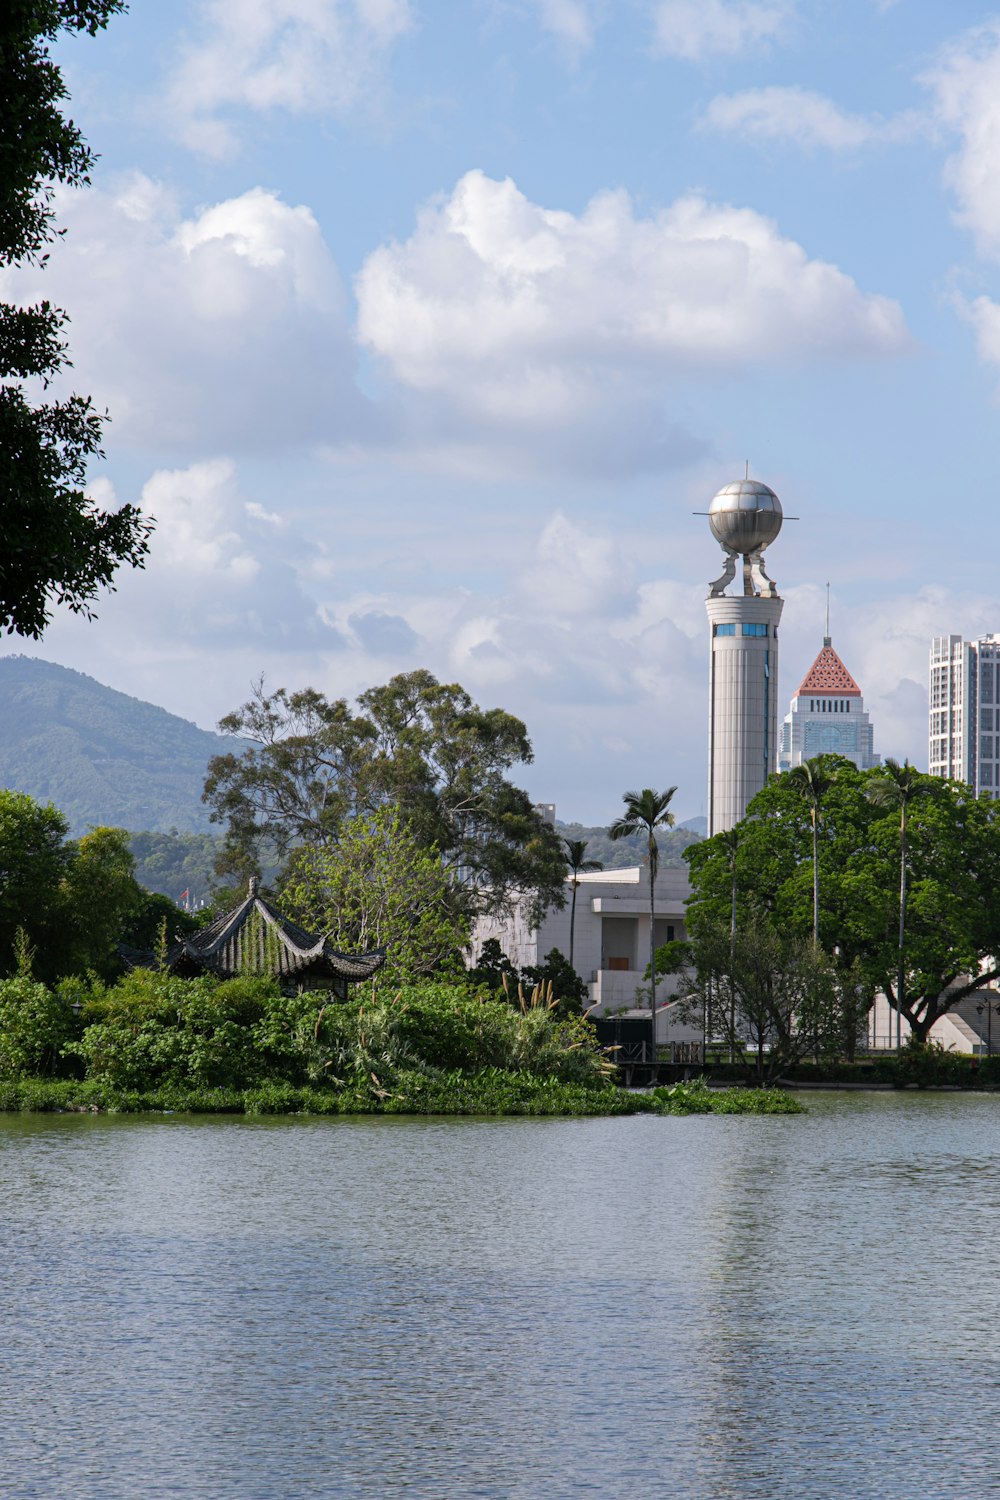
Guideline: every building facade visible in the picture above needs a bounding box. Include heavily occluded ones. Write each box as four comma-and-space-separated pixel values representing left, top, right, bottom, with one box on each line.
470, 865, 700, 1048
779, 638, 879, 772
704, 479, 785, 834
929, 634, 1000, 797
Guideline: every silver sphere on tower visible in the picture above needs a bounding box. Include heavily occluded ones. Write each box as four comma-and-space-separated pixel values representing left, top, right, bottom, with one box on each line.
703, 474, 786, 836
707, 479, 783, 556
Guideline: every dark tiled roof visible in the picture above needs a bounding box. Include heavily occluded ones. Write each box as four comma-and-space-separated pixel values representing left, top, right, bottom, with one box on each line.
168, 880, 385, 984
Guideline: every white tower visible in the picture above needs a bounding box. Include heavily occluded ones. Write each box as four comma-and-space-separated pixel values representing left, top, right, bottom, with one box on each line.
704, 479, 784, 835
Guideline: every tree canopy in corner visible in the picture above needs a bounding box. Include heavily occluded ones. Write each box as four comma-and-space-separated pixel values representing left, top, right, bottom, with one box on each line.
0, 1, 151, 638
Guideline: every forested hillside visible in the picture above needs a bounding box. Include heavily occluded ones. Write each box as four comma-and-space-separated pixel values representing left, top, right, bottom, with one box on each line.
128, 831, 220, 902
555, 819, 701, 869
0, 657, 229, 835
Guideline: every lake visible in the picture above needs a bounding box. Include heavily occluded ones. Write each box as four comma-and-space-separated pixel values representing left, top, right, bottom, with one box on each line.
2, 1092, 997, 1499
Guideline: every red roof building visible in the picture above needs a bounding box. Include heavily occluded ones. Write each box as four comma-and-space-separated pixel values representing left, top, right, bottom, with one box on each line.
780, 638, 879, 771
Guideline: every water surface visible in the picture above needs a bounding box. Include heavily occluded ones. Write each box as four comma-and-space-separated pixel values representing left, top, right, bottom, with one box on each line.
2, 1093, 997, 1498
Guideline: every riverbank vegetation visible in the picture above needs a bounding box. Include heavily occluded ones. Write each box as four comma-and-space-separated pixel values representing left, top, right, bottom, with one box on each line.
0, 970, 799, 1116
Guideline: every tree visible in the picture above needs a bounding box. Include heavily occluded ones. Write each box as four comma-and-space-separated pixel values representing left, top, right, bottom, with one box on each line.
785, 759, 836, 943
0, 788, 72, 976
61, 825, 141, 977
686, 759, 1000, 1047
121, 889, 201, 953
466, 937, 519, 993
864, 759, 937, 1050
520, 948, 588, 1015
204, 671, 567, 920
684, 908, 843, 1084
1, 2, 151, 637
280, 806, 470, 989
562, 837, 602, 973
608, 786, 677, 1057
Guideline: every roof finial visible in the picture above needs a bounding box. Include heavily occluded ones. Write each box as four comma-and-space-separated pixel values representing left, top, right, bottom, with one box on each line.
824, 582, 831, 647
745, 458, 750, 480
249, 875, 259, 897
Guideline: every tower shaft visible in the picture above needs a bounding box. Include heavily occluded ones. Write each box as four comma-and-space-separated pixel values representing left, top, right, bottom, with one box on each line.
706, 594, 783, 835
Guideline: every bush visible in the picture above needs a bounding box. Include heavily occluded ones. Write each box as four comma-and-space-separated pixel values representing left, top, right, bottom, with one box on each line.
0, 976, 74, 1078
68, 970, 277, 1090
355, 983, 614, 1086
466, 940, 587, 1015
0, 971, 813, 1116
872, 1041, 969, 1089
651, 1080, 804, 1115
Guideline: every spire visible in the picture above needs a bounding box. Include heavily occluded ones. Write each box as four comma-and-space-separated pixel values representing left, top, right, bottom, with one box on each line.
797, 641, 861, 697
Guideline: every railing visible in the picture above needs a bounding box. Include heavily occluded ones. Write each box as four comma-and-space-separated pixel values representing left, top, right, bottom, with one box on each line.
608, 1041, 704, 1066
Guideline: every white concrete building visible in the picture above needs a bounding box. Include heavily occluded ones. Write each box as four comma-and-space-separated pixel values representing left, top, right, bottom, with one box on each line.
470, 864, 701, 1049
929, 633, 1000, 798
779, 638, 880, 772
703, 479, 785, 835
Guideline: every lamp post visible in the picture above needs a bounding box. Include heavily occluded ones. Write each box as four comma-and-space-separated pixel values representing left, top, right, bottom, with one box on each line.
975, 998, 1000, 1058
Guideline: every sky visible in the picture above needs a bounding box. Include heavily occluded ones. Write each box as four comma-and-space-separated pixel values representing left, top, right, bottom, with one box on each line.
6, 0, 1000, 824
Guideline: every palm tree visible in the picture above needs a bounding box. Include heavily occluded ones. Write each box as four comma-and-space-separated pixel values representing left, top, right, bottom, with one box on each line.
562, 838, 603, 974
864, 759, 936, 1051
717, 826, 740, 1062
608, 786, 678, 1061
786, 759, 836, 943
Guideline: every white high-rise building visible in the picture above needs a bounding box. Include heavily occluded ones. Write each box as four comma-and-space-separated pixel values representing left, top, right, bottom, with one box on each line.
929, 634, 1000, 798
704, 478, 784, 835
779, 638, 880, 772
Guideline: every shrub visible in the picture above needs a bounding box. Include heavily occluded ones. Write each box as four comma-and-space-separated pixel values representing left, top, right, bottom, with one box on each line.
0, 976, 74, 1078
68, 970, 278, 1090
651, 1080, 804, 1115
872, 1040, 967, 1089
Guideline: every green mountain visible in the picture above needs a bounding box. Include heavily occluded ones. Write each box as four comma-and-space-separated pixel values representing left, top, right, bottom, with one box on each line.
554, 819, 701, 870
0, 655, 231, 836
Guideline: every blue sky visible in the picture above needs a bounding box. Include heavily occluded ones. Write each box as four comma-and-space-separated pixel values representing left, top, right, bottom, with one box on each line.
7, 0, 1000, 823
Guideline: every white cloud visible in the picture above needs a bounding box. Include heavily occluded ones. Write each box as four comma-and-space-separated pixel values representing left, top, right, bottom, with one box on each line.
701, 86, 924, 151
533, 0, 596, 59
105, 460, 343, 647
953, 292, 1000, 371
651, 0, 791, 61
520, 513, 628, 614
165, 0, 414, 156
0, 174, 366, 452
355, 169, 907, 464
926, 21, 1000, 261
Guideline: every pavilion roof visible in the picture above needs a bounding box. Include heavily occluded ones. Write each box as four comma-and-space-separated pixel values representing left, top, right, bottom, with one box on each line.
797, 640, 862, 698
167, 879, 385, 984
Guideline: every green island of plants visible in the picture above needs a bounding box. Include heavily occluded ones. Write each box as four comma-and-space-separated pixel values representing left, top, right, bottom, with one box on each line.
0, 970, 801, 1118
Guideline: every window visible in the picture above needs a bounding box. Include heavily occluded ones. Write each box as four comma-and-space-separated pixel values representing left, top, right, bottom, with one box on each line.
982, 737, 994, 761
653, 920, 676, 951
983, 764, 995, 787
742, 622, 768, 636
984, 710, 994, 733
713, 623, 735, 636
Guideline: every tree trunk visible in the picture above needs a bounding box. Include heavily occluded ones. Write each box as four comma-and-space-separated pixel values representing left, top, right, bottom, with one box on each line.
897, 813, 908, 1052
649, 865, 657, 1064
569, 880, 577, 971
811, 809, 819, 944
